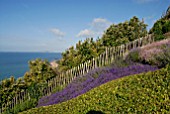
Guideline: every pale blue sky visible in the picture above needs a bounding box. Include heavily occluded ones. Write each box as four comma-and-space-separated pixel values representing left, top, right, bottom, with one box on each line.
0, 0, 169, 52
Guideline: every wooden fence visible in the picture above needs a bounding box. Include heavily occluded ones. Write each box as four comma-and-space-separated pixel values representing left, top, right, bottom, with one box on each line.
1, 33, 169, 113
42, 34, 155, 96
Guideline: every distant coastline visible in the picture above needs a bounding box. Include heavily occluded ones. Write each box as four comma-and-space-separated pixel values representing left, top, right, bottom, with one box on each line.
50, 60, 58, 68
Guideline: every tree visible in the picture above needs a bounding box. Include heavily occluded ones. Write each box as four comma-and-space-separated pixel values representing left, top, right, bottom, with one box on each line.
162, 5, 170, 19
101, 16, 147, 47
58, 38, 101, 71
24, 59, 57, 86
149, 6, 170, 41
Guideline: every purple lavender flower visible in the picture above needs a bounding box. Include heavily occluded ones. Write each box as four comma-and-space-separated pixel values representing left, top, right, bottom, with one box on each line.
37, 64, 158, 107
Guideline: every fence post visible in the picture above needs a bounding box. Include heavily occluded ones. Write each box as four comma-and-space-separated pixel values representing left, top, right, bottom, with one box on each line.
61, 73, 64, 85
84, 62, 87, 73
119, 45, 122, 57
102, 53, 104, 66
122, 45, 125, 56
89, 60, 91, 71
82, 63, 84, 75
110, 47, 113, 63
100, 54, 102, 67
88, 60, 90, 72
92, 58, 95, 69
151, 34, 154, 42
86, 61, 89, 73
80, 64, 82, 75
70, 69, 73, 83
76, 66, 78, 77
70, 69, 73, 81
60, 73, 63, 86
65, 71, 68, 85
79, 64, 82, 76
105, 47, 108, 65
81, 63, 83, 75
67, 70, 70, 83
77, 65, 80, 76
136, 38, 139, 48
104, 52, 106, 66
108, 47, 111, 64
117, 46, 120, 57
74, 67, 76, 78
95, 57, 98, 68
98, 55, 101, 67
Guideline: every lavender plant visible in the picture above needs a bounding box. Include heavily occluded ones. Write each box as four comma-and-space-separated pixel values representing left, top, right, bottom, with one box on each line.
37, 64, 158, 107
125, 39, 170, 68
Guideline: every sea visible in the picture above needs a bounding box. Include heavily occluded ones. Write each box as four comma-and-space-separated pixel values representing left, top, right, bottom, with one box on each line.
0, 52, 61, 80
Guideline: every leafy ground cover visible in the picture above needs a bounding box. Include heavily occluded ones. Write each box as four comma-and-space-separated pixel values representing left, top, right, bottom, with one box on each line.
20, 64, 170, 114
37, 64, 158, 107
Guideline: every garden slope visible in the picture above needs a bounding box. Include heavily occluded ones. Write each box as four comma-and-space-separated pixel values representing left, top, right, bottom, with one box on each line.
37, 64, 157, 107
20, 65, 170, 114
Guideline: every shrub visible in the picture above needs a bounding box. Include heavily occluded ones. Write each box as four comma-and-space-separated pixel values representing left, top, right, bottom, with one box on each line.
140, 40, 170, 67
125, 48, 140, 64
149, 6, 170, 41
3, 99, 37, 114
125, 39, 170, 68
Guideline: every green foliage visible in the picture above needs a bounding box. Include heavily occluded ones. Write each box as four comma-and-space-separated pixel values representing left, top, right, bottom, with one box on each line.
154, 45, 170, 67
102, 16, 147, 47
58, 38, 105, 71
24, 58, 57, 86
125, 48, 140, 64
51, 85, 65, 94
109, 56, 129, 68
27, 82, 44, 100
3, 99, 37, 114
149, 19, 169, 41
0, 76, 27, 109
1, 59, 57, 112
19, 65, 170, 114
149, 6, 170, 41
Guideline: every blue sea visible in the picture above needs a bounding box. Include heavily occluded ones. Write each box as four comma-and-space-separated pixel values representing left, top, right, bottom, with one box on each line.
0, 52, 61, 80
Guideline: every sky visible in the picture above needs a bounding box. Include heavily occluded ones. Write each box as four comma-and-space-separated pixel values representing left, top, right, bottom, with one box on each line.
0, 0, 169, 52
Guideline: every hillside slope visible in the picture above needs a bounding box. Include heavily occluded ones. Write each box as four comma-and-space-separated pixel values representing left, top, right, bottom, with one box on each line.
37, 64, 157, 107
20, 64, 170, 114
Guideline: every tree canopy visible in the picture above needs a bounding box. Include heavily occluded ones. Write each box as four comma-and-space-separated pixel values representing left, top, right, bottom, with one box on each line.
101, 16, 147, 47
24, 59, 57, 86
58, 38, 105, 71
